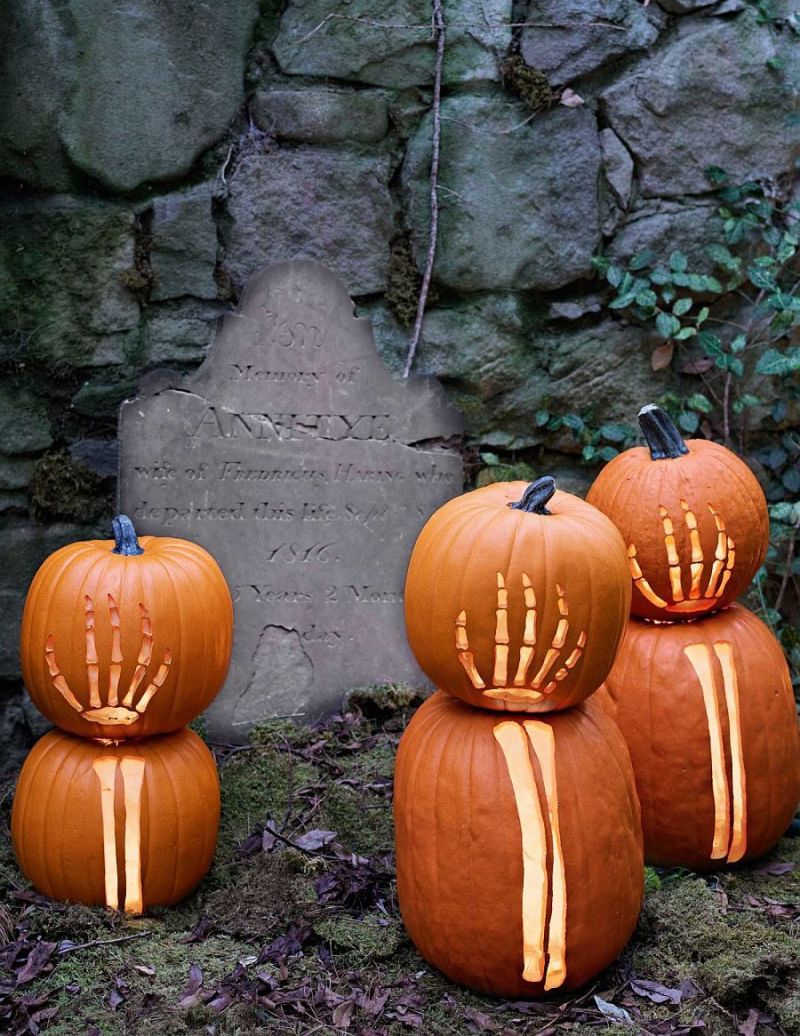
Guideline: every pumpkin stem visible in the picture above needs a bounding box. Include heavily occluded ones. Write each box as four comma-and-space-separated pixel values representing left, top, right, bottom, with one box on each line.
639, 404, 689, 460
112, 515, 144, 556
509, 476, 556, 515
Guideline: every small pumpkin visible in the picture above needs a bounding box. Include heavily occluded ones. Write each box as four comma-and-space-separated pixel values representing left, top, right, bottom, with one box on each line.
404, 477, 631, 712
597, 605, 800, 869
20, 515, 233, 739
11, 727, 220, 912
394, 690, 643, 997
587, 405, 768, 621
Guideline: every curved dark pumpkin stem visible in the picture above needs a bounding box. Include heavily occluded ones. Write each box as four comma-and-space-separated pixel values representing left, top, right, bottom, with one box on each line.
639, 404, 689, 461
508, 476, 556, 515
112, 515, 144, 556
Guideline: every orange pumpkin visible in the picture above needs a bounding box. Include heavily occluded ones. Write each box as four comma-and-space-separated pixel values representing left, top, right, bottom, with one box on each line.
11, 727, 220, 913
587, 405, 768, 621
20, 515, 233, 739
597, 605, 800, 870
394, 690, 643, 997
404, 477, 631, 712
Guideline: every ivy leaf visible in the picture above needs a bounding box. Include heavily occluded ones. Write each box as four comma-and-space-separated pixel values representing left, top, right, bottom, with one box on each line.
600, 423, 634, 443
562, 413, 584, 432
606, 264, 624, 288
534, 409, 550, 427
755, 348, 800, 375
582, 444, 596, 461
675, 327, 697, 340
636, 288, 658, 309
678, 411, 700, 433
687, 393, 713, 414
669, 250, 688, 273
629, 250, 655, 271
783, 467, 800, 493
650, 267, 672, 285
730, 334, 747, 353
748, 266, 777, 291
597, 445, 620, 461
673, 297, 693, 316
656, 311, 681, 339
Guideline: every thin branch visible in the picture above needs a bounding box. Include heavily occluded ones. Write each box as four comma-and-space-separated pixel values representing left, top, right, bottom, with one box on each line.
404, 0, 445, 379
59, 931, 152, 954
296, 14, 626, 45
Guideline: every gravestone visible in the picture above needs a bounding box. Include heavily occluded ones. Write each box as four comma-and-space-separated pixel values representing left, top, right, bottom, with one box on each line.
118, 261, 463, 739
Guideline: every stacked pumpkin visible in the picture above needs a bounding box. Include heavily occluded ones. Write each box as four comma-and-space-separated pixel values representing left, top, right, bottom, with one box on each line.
12, 515, 232, 913
588, 405, 800, 869
396, 476, 644, 997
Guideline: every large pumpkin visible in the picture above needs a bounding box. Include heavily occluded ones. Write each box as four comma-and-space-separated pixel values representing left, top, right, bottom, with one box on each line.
404, 477, 631, 712
20, 515, 233, 739
597, 605, 800, 870
12, 727, 220, 913
587, 405, 769, 622
394, 690, 643, 997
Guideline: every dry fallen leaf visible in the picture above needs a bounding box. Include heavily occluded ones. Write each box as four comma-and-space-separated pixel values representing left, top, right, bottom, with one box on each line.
560, 88, 584, 108
651, 342, 675, 370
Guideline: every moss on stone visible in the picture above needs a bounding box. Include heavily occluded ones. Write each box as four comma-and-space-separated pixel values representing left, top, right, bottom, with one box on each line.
385, 238, 438, 329
28, 450, 112, 523
476, 460, 538, 488
500, 55, 557, 113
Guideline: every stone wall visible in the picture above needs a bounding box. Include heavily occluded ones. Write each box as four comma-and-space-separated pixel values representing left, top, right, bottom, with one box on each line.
1, 0, 798, 760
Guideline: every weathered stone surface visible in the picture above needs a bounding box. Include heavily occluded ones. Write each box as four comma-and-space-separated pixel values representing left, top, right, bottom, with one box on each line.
119, 262, 463, 737
608, 200, 725, 273
0, 519, 102, 680
370, 299, 679, 447
520, 0, 664, 83
59, 0, 258, 191
600, 128, 634, 210
253, 88, 390, 144
403, 94, 602, 291
222, 148, 394, 296
69, 438, 119, 479
602, 15, 800, 197
0, 458, 36, 491
0, 196, 139, 365
656, 0, 739, 12
273, 0, 512, 87
0, 387, 52, 455
150, 186, 218, 301
144, 301, 224, 366
0, 1, 75, 190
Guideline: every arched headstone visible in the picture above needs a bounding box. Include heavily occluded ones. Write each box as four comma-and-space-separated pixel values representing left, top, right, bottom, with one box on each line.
118, 261, 463, 738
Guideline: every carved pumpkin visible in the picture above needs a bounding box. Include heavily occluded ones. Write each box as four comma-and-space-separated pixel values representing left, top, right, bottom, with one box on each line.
20, 515, 233, 739
586, 405, 769, 621
404, 477, 631, 712
11, 727, 220, 913
597, 605, 800, 870
394, 691, 643, 997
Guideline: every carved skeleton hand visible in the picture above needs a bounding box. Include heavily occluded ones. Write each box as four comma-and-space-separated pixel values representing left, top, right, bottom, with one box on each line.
455, 574, 587, 707
628, 501, 735, 614
45, 594, 172, 725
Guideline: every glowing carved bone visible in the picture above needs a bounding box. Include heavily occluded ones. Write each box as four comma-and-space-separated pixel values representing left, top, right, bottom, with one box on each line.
456, 574, 587, 708
683, 641, 747, 863
494, 719, 567, 989
45, 594, 172, 725
628, 501, 735, 614
92, 755, 146, 913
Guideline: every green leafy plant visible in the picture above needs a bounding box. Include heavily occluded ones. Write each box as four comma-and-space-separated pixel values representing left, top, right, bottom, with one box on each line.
594, 169, 800, 680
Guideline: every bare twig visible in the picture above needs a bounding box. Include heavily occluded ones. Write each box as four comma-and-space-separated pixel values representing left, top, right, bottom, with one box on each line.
296, 14, 626, 45
59, 931, 152, 954
775, 516, 800, 614
404, 0, 445, 379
